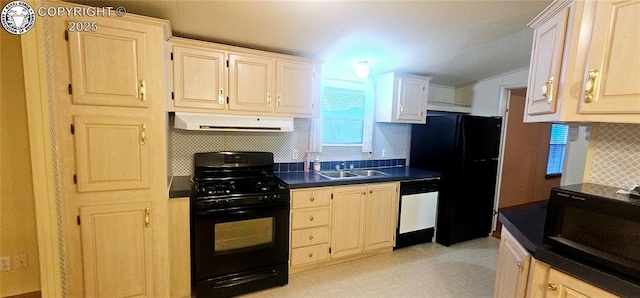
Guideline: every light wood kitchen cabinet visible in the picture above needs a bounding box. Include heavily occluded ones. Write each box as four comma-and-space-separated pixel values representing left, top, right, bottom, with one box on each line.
525, 0, 640, 123
545, 268, 618, 298
68, 24, 149, 108
290, 187, 332, 268
374, 72, 432, 124
331, 184, 367, 259
167, 37, 321, 118
494, 226, 531, 298
169, 42, 226, 111
364, 182, 398, 251
73, 114, 150, 192
228, 53, 275, 113
80, 202, 155, 297
576, 0, 640, 116
275, 60, 318, 117
46, 5, 171, 297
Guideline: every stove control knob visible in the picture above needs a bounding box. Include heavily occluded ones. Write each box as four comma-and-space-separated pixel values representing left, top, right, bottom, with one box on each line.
223, 200, 232, 207
272, 195, 280, 201
211, 201, 221, 208
259, 196, 269, 202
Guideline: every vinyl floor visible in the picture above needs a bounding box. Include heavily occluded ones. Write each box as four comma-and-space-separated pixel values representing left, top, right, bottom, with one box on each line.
243, 236, 500, 298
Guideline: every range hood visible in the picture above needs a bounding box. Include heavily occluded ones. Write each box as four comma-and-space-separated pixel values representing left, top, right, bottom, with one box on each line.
174, 112, 294, 132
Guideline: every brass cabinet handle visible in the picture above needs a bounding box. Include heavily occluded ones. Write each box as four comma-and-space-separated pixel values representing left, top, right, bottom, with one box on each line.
218, 88, 224, 105
277, 94, 282, 107
517, 261, 522, 268
399, 104, 404, 113
310, 197, 315, 202
309, 235, 314, 240
267, 92, 272, 107
139, 80, 146, 101
541, 76, 555, 104
547, 283, 557, 291
309, 216, 314, 221
308, 253, 313, 258
584, 69, 599, 103
140, 123, 147, 145
144, 208, 150, 228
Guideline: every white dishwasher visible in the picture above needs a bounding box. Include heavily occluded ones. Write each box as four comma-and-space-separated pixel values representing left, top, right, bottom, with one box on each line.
395, 179, 439, 249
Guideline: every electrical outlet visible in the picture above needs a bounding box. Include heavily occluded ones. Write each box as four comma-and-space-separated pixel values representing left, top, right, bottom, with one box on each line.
0, 256, 10, 271
14, 255, 28, 269
382, 148, 387, 158
292, 149, 299, 160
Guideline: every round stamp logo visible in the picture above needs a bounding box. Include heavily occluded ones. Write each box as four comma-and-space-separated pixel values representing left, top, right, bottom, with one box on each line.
1, 1, 35, 35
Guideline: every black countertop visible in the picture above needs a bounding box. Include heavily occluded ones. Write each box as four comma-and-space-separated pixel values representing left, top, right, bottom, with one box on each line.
168, 166, 441, 198
499, 201, 640, 297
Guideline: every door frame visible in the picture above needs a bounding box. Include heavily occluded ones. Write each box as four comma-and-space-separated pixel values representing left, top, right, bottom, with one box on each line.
491, 83, 527, 233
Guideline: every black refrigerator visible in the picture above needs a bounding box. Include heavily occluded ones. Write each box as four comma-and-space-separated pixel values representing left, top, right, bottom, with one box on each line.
410, 112, 502, 246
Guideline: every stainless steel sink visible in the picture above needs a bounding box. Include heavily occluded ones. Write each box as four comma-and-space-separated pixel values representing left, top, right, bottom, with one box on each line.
350, 170, 390, 177
317, 169, 390, 180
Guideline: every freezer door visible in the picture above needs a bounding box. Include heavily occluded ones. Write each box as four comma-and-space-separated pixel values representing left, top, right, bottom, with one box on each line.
458, 116, 502, 161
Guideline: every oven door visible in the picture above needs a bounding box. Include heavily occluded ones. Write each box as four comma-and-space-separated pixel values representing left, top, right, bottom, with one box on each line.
192, 201, 290, 280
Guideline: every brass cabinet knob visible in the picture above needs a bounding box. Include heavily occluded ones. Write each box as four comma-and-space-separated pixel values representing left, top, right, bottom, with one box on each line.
362, 191, 366, 195
547, 283, 557, 291
308, 253, 313, 258
309, 235, 314, 240
517, 262, 522, 268
309, 216, 314, 221
310, 197, 315, 202
369, 190, 373, 194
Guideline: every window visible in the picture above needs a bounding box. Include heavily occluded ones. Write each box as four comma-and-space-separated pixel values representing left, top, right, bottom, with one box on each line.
546, 124, 569, 176
321, 78, 373, 150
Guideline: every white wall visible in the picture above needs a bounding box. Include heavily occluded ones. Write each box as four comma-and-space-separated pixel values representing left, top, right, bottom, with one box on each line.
561, 125, 590, 186
454, 67, 529, 116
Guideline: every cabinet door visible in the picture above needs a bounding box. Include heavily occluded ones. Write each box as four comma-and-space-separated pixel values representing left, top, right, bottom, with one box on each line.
578, 0, 640, 114
74, 115, 150, 192
526, 7, 569, 116
275, 60, 315, 117
331, 185, 366, 259
546, 268, 618, 298
494, 227, 531, 298
397, 76, 427, 122
68, 24, 148, 108
171, 45, 226, 110
364, 183, 398, 251
80, 202, 155, 297
228, 53, 274, 113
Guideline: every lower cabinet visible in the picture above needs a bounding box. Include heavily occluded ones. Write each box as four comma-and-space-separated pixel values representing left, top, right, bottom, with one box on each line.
290, 182, 398, 272
495, 226, 619, 298
80, 202, 155, 297
494, 226, 531, 298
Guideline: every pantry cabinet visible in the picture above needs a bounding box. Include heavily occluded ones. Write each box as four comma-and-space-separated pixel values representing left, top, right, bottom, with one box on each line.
68, 24, 149, 108
374, 72, 431, 124
80, 202, 155, 297
525, 0, 640, 123
46, 5, 171, 297
167, 37, 321, 118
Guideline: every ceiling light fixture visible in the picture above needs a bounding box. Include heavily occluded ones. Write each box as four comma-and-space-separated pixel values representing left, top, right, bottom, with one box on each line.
355, 61, 370, 79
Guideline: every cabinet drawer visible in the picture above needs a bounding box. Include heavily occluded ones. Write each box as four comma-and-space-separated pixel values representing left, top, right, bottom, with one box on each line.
291, 226, 329, 248
291, 188, 331, 209
291, 208, 329, 229
291, 244, 329, 267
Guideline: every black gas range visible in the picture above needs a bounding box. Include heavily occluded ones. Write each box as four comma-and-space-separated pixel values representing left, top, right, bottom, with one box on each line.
190, 152, 290, 297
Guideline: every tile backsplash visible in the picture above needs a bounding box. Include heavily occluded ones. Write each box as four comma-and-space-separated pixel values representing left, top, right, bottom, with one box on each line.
170, 115, 411, 176
588, 123, 640, 189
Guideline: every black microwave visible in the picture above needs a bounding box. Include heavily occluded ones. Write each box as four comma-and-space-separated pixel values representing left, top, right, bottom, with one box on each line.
544, 183, 640, 281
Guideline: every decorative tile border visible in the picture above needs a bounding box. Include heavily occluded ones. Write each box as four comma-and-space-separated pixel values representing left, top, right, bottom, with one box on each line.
274, 159, 407, 172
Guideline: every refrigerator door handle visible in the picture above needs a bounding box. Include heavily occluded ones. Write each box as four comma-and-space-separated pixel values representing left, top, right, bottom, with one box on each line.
461, 120, 467, 161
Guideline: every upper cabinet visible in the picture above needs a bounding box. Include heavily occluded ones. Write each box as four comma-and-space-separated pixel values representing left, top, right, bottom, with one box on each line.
68, 24, 149, 108
167, 37, 321, 118
525, 0, 640, 123
374, 72, 432, 124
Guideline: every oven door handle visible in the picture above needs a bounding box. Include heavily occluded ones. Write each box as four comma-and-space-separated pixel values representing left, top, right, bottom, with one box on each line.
195, 202, 289, 217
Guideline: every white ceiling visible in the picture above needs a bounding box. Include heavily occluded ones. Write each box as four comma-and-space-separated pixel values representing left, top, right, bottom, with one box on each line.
70, 0, 552, 86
